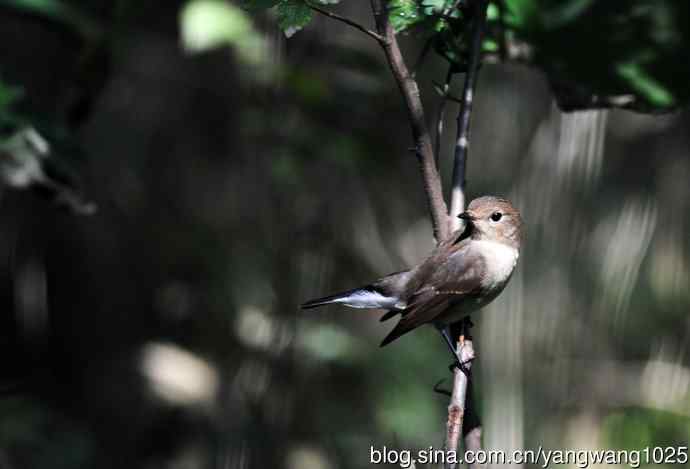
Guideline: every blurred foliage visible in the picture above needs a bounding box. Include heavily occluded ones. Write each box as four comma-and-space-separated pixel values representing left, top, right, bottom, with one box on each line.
500, 0, 690, 112
0, 126, 97, 214
244, 0, 690, 112
0, 0, 101, 39
604, 408, 690, 454
0, 0, 688, 468
0, 398, 93, 469
0, 80, 23, 126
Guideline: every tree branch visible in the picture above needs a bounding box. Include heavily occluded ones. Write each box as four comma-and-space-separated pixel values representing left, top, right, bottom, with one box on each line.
434, 68, 454, 169
445, 2, 489, 466
370, 0, 449, 242
449, 0, 489, 231
305, 1, 387, 44
445, 335, 474, 469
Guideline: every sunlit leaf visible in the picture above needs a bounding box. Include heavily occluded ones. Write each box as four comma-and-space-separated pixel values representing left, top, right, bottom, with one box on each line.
616, 62, 674, 108
482, 38, 498, 52
389, 0, 423, 32
180, 0, 267, 65
276, 0, 313, 38
487, 2, 499, 21
502, 0, 538, 28
495, 0, 689, 111
0, 127, 96, 214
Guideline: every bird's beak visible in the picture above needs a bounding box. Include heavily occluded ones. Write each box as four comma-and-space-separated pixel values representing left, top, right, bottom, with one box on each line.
458, 211, 474, 221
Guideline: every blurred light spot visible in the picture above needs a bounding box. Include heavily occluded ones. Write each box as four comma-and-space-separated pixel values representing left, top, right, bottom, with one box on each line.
180, 0, 267, 66
235, 306, 276, 350
641, 359, 690, 413
596, 198, 657, 323
649, 233, 690, 302
556, 109, 607, 186
140, 342, 219, 407
298, 323, 357, 362
564, 412, 602, 452
286, 445, 333, 469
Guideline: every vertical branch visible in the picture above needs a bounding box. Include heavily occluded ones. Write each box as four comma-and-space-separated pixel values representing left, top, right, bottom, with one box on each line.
364, 1, 488, 465
444, 335, 475, 469
370, 0, 449, 242
448, 0, 489, 232
434, 68, 454, 169
445, 1, 489, 467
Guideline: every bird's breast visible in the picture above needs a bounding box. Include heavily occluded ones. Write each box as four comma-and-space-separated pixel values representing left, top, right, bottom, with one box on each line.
474, 240, 519, 291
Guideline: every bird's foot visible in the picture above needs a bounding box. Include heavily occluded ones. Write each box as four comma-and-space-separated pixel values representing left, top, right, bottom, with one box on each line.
448, 357, 474, 376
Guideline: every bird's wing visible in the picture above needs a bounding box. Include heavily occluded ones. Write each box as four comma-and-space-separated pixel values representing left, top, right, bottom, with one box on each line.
378, 227, 471, 323
380, 242, 486, 346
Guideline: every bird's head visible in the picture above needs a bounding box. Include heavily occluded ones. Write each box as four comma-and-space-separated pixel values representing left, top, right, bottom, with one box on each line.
458, 196, 523, 249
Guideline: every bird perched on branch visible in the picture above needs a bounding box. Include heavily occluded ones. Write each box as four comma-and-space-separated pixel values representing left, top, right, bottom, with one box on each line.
302, 196, 522, 368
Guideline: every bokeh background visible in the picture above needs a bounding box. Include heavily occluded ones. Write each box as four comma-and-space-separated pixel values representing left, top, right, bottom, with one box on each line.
0, 1, 689, 468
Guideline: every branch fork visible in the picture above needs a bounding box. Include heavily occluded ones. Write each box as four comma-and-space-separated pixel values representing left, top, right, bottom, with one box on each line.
307, 0, 489, 465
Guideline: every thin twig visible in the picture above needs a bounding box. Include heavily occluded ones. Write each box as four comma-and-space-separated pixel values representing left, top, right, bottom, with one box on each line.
305, 1, 387, 44
434, 67, 454, 169
370, 0, 449, 242
449, 0, 489, 232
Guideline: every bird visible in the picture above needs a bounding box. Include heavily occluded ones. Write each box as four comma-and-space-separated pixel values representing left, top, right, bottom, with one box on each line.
301, 195, 523, 366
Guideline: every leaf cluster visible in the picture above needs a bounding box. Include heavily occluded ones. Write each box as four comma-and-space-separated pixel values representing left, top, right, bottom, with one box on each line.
244, 0, 690, 112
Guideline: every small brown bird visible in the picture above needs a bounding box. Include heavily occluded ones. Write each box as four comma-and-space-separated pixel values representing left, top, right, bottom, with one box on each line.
302, 196, 523, 365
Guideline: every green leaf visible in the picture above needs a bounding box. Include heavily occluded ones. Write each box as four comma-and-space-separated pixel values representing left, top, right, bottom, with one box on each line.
487, 2, 499, 21
616, 62, 674, 108
482, 38, 498, 52
420, 0, 450, 12
276, 0, 313, 38
388, 0, 423, 33
180, 0, 267, 65
492, 0, 690, 111
502, 0, 538, 28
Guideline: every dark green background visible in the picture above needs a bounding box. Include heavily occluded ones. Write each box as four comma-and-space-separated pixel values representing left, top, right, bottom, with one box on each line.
0, 1, 688, 468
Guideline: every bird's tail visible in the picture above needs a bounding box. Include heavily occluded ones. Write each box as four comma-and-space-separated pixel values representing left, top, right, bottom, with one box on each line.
301, 288, 363, 309
301, 285, 398, 310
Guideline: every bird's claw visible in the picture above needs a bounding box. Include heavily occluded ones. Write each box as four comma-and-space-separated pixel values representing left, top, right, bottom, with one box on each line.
448, 357, 474, 376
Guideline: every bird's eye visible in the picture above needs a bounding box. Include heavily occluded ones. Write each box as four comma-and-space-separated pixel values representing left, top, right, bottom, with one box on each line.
490, 212, 502, 222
